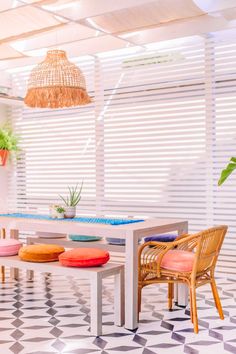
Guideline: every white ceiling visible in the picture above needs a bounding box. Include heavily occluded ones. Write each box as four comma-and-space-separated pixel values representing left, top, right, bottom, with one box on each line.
0, 0, 236, 70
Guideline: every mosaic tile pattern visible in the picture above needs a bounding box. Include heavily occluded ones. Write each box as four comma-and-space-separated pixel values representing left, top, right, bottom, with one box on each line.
0, 272, 236, 354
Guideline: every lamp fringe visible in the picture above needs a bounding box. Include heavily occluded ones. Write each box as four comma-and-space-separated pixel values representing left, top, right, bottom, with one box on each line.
24, 86, 92, 109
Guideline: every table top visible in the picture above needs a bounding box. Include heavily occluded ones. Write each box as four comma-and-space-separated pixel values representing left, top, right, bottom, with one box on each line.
0, 214, 188, 238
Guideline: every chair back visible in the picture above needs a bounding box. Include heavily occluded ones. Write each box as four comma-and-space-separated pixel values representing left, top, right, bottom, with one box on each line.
193, 225, 228, 275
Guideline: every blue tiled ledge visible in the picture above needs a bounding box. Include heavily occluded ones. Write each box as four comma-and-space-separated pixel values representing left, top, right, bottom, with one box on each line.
0, 213, 144, 226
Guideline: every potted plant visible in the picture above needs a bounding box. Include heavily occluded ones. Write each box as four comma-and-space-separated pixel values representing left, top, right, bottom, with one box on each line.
0, 125, 19, 166
59, 182, 83, 218
55, 206, 65, 219
218, 157, 236, 185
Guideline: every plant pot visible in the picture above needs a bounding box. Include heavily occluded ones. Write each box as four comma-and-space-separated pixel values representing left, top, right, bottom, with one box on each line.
49, 205, 59, 218
0, 150, 9, 166
56, 212, 65, 219
64, 206, 76, 218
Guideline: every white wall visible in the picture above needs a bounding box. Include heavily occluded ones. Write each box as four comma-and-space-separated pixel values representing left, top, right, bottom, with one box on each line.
0, 104, 9, 212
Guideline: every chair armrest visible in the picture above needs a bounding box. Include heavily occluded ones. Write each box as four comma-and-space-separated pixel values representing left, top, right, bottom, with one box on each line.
175, 233, 190, 241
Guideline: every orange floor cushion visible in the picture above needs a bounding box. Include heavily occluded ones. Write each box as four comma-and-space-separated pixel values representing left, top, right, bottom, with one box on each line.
161, 250, 195, 272
19, 244, 65, 262
59, 248, 110, 267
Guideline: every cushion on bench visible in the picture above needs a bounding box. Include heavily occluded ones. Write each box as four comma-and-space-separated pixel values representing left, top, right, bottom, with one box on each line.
106, 237, 126, 245
144, 234, 177, 242
0, 239, 22, 256
19, 244, 65, 262
59, 248, 110, 267
69, 235, 102, 242
161, 250, 195, 272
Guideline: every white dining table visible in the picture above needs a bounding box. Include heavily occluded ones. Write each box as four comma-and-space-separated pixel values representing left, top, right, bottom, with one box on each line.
0, 215, 188, 330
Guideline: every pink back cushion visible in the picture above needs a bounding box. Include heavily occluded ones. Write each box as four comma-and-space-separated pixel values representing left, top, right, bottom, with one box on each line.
161, 250, 195, 272
0, 239, 22, 256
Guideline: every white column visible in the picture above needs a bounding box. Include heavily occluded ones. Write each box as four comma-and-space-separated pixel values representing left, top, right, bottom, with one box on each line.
94, 57, 105, 216
204, 35, 216, 228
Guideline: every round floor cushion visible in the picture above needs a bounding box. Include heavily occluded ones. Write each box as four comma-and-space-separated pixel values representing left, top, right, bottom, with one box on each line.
144, 234, 177, 242
59, 248, 110, 267
69, 235, 102, 242
0, 239, 22, 256
19, 244, 65, 262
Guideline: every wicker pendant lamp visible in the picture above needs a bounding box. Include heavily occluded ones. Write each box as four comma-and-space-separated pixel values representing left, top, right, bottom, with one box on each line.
24, 50, 91, 109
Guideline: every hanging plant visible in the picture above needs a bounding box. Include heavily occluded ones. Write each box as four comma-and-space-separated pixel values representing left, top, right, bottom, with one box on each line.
218, 157, 236, 185
0, 125, 20, 166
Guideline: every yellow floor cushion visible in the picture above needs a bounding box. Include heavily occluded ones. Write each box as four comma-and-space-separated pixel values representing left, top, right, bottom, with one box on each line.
19, 244, 65, 262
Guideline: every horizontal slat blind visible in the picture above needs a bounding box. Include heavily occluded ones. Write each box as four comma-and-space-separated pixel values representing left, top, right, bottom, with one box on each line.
211, 31, 236, 275
9, 57, 97, 215
8, 30, 236, 275
99, 37, 208, 232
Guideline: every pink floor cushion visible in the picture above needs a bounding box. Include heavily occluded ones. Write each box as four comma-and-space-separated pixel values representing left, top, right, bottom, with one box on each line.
0, 239, 22, 256
161, 250, 195, 272
59, 248, 110, 267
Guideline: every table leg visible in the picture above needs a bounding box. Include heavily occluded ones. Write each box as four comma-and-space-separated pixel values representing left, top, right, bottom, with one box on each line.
176, 222, 189, 306
90, 273, 102, 336
125, 231, 139, 330
10, 229, 19, 280
114, 267, 125, 327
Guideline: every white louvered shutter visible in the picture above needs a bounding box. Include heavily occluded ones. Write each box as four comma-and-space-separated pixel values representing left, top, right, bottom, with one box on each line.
210, 30, 236, 275
7, 29, 236, 275
98, 37, 208, 229
8, 57, 97, 215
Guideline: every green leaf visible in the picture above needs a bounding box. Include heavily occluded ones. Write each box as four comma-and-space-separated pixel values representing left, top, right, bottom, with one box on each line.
0, 125, 20, 152
59, 194, 68, 206
218, 160, 236, 186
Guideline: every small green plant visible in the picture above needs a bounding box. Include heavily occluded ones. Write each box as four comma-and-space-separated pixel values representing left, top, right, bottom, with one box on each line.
59, 182, 83, 206
218, 157, 236, 186
55, 206, 65, 213
0, 125, 19, 152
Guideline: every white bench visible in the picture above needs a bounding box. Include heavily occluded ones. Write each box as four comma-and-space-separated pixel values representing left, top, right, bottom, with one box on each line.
0, 256, 124, 336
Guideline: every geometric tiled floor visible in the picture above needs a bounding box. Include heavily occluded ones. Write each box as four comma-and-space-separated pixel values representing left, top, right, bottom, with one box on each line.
0, 272, 236, 354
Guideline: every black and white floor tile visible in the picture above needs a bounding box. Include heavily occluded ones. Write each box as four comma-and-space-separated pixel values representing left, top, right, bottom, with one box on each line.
0, 271, 236, 354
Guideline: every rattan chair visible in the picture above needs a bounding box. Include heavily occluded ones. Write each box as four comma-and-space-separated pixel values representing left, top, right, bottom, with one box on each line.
138, 225, 228, 333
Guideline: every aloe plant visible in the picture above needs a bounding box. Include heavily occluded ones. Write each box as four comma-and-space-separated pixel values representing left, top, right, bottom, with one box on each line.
59, 182, 83, 206
218, 157, 236, 186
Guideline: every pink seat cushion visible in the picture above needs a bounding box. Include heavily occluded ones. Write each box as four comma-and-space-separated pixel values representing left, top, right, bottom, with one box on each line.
0, 239, 22, 256
161, 250, 195, 272
59, 248, 110, 267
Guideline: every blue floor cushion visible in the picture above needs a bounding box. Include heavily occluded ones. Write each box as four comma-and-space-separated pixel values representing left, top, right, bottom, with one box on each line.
105, 237, 126, 245
144, 234, 177, 242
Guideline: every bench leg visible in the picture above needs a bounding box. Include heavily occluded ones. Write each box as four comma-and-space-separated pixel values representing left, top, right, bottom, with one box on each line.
114, 268, 125, 327
1, 228, 6, 283
90, 273, 102, 336
10, 230, 19, 280
26, 238, 34, 281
